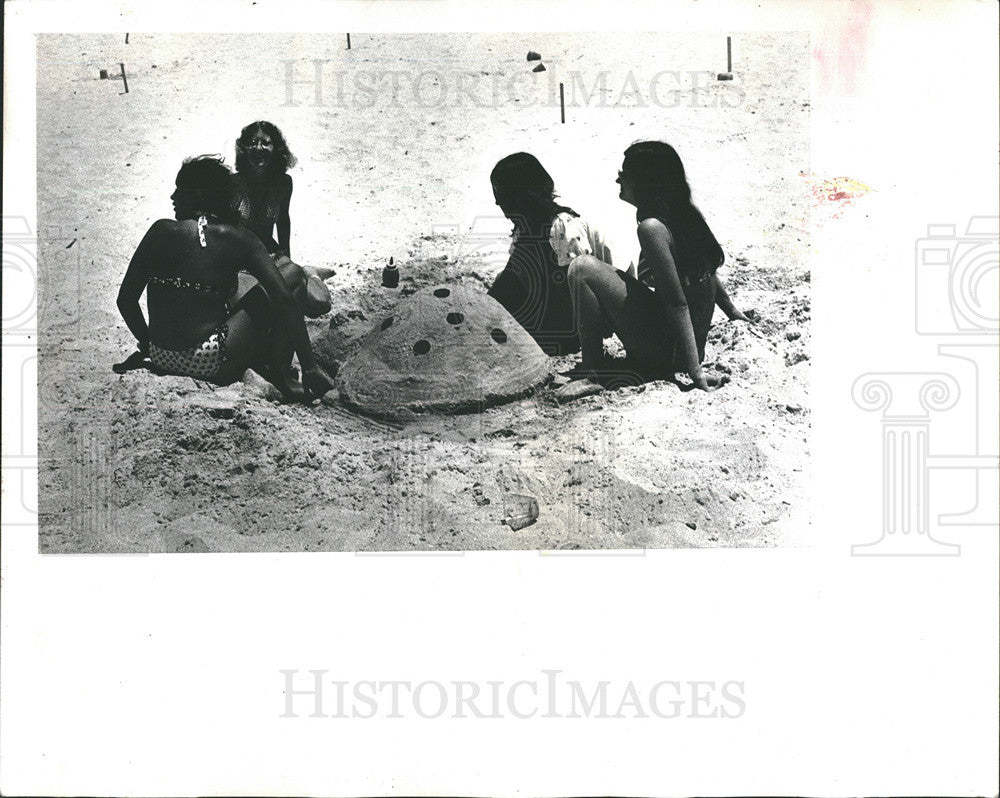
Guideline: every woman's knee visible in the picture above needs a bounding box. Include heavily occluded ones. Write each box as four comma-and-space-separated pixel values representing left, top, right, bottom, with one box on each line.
277, 259, 307, 290
567, 254, 614, 287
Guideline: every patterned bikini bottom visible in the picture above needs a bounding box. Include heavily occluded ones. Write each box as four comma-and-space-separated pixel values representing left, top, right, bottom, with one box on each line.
149, 324, 229, 380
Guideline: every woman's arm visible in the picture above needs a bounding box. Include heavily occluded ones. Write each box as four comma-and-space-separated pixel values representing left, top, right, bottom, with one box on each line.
276, 174, 292, 258
240, 229, 317, 371
713, 275, 751, 322
487, 264, 531, 329
116, 220, 163, 353
636, 219, 709, 391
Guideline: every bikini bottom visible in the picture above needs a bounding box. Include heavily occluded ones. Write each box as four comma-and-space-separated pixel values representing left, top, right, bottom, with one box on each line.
149, 324, 229, 380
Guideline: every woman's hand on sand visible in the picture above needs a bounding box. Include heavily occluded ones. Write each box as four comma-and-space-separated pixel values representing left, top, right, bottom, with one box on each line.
728, 309, 755, 323
675, 370, 726, 392
734, 308, 764, 324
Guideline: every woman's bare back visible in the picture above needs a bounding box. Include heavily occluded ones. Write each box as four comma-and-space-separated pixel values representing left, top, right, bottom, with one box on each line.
142, 218, 256, 349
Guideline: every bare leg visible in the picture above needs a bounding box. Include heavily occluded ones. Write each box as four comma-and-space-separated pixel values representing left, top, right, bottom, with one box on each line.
570, 257, 613, 371
264, 326, 307, 401
216, 289, 307, 401
556, 255, 660, 402
555, 256, 623, 401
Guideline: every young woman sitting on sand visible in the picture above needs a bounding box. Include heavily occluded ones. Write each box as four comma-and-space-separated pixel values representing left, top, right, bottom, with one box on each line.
487, 152, 612, 356
232, 120, 334, 318
556, 141, 734, 401
116, 155, 333, 402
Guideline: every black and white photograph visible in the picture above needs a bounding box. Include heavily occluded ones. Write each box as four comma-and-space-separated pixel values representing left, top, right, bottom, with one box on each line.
2, 1, 997, 796
36, 31, 811, 553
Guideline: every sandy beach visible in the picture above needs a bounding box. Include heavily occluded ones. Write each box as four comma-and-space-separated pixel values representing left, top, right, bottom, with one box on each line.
37, 32, 813, 552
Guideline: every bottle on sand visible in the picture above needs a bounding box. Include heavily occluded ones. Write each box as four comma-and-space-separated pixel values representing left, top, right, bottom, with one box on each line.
382, 257, 399, 288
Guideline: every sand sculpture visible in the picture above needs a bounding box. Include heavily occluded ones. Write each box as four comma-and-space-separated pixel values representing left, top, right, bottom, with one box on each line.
336, 284, 553, 418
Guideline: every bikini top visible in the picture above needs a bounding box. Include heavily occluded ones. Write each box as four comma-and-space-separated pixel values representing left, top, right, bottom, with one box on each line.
233, 173, 282, 232
147, 216, 230, 300
147, 275, 230, 298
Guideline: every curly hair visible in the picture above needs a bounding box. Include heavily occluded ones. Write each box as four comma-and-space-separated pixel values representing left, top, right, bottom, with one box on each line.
234, 120, 297, 176
175, 155, 240, 223
622, 140, 724, 273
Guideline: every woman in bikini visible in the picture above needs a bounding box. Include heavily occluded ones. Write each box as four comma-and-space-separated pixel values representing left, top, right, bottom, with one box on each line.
486, 152, 612, 356
231, 120, 334, 318
556, 141, 731, 400
116, 155, 333, 402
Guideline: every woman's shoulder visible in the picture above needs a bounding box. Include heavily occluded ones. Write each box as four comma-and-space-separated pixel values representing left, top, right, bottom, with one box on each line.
212, 220, 256, 242
148, 218, 184, 237
636, 216, 674, 242
552, 210, 588, 236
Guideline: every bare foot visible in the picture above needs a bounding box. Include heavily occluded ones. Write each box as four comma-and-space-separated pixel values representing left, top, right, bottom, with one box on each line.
271, 369, 310, 402
554, 377, 604, 403
302, 367, 335, 400
308, 265, 337, 281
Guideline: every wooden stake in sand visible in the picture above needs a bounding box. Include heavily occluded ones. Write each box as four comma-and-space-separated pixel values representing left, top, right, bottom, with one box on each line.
125, 33, 129, 44
559, 82, 565, 123
718, 36, 734, 81
346, 33, 351, 50
120, 62, 129, 93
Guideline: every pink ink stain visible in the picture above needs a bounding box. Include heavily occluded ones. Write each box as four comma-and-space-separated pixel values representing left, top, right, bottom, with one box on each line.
813, 0, 874, 98
803, 173, 873, 219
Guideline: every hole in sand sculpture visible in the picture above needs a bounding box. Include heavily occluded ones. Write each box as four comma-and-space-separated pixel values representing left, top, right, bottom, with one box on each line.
413, 339, 431, 355
491, 328, 508, 344
380, 317, 394, 330
446, 312, 464, 325
433, 288, 451, 298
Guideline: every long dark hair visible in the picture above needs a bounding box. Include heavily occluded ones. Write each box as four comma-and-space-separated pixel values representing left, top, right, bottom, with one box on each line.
175, 155, 240, 223
491, 152, 576, 236
234, 120, 297, 177
623, 141, 724, 273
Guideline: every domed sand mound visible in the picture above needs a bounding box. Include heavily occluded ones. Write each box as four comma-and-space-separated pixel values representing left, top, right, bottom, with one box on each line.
336, 285, 553, 419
